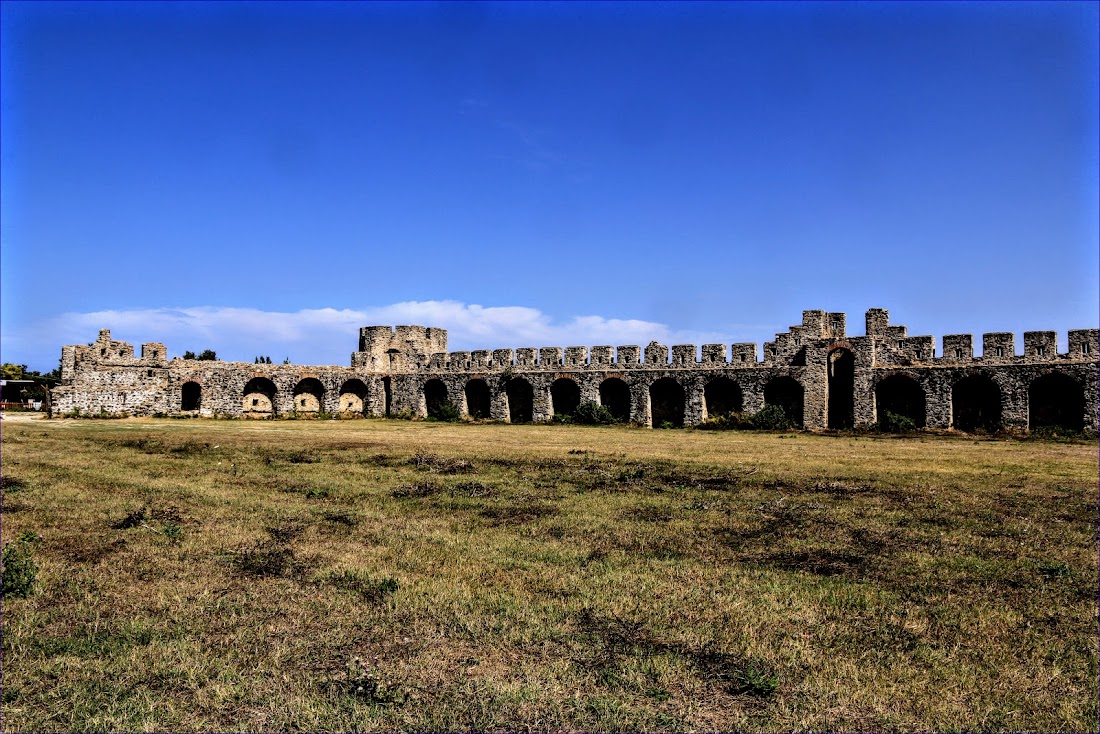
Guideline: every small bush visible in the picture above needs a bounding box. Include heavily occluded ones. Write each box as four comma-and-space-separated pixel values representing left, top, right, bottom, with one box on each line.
427, 400, 461, 422
161, 522, 183, 543
2, 541, 38, 598
574, 401, 617, 425
697, 412, 754, 431
877, 410, 916, 433
732, 662, 779, 698
751, 404, 791, 431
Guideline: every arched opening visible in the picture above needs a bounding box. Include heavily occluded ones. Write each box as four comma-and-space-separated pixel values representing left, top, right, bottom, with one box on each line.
181, 381, 201, 411
465, 379, 490, 419
875, 374, 926, 428
293, 378, 325, 414
649, 378, 685, 428
506, 378, 534, 423
828, 348, 855, 429
704, 377, 742, 418
242, 377, 277, 417
952, 375, 1002, 432
383, 376, 393, 417
338, 379, 368, 415
764, 376, 804, 428
551, 378, 581, 418
1029, 373, 1084, 431
424, 379, 449, 419
599, 378, 631, 422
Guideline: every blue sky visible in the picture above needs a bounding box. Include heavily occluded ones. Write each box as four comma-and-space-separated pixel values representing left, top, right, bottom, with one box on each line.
2, 1, 1097, 371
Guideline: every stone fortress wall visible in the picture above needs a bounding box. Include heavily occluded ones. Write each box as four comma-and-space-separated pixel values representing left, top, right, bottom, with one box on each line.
51, 308, 1099, 432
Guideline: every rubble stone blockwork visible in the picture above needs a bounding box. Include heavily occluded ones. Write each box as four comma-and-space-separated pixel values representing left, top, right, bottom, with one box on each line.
51, 309, 1099, 432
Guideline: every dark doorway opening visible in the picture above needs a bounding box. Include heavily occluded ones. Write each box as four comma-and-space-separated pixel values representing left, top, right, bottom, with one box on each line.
952, 375, 1002, 432
465, 379, 491, 419
649, 378, 685, 428
875, 374, 926, 428
828, 348, 855, 429
551, 378, 581, 418
506, 378, 534, 423
1029, 373, 1083, 431
383, 376, 393, 417
704, 377, 742, 418
599, 378, 631, 422
764, 376, 804, 428
181, 381, 201, 411
424, 379, 449, 419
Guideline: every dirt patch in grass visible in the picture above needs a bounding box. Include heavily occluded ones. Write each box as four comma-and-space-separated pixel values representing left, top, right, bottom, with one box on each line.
1, 475, 29, 492
479, 502, 559, 525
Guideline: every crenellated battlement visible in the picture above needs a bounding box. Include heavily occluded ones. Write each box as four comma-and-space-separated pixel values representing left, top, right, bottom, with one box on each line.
60, 329, 169, 384
52, 307, 1098, 431
383, 309, 1095, 374
351, 325, 448, 371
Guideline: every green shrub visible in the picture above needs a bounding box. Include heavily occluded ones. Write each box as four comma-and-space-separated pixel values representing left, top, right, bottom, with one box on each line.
427, 400, 461, 422
751, 404, 792, 431
732, 662, 779, 698
573, 401, 616, 425
2, 541, 38, 598
161, 522, 183, 543
697, 412, 754, 431
878, 410, 916, 433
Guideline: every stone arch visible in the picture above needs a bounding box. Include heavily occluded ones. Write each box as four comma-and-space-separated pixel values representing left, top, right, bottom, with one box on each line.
338, 379, 369, 415
1029, 373, 1084, 431
505, 377, 534, 423
424, 379, 449, 419
649, 377, 685, 428
181, 381, 201, 411
243, 377, 277, 417
763, 376, 804, 428
704, 377, 742, 418
293, 378, 325, 414
599, 378, 631, 422
875, 374, 926, 428
828, 347, 855, 429
952, 374, 1002, 432
465, 379, 490, 419
551, 378, 581, 418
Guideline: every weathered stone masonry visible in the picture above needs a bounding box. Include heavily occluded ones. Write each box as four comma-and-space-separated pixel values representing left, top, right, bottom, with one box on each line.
51, 308, 1099, 432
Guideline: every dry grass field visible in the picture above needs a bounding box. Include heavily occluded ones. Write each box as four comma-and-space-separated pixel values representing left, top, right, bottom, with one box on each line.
1, 414, 1096, 732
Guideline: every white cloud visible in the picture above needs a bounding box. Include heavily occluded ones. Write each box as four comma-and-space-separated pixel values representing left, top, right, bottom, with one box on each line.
8, 301, 739, 369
